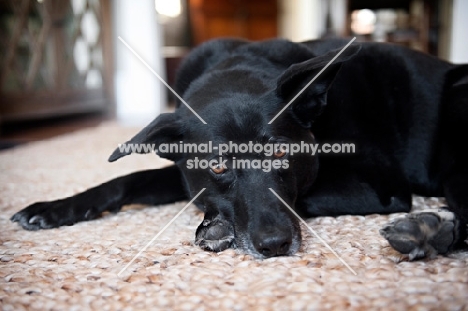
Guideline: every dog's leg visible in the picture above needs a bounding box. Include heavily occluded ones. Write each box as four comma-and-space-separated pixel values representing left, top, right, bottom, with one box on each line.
195, 212, 235, 252
193, 200, 235, 252
381, 170, 467, 260
380, 171, 468, 260
11, 166, 187, 230
381, 68, 468, 259
379, 209, 459, 260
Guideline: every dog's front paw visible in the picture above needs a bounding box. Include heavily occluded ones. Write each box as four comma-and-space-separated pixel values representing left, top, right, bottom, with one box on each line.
380, 209, 457, 260
11, 201, 67, 230
195, 216, 234, 252
11, 199, 98, 230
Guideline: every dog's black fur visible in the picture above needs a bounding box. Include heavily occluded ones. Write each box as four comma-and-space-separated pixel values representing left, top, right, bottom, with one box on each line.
12, 38, 468, 260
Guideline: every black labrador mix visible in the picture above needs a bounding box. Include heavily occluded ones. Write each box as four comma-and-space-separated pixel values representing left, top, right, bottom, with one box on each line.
11, 38, 468, 260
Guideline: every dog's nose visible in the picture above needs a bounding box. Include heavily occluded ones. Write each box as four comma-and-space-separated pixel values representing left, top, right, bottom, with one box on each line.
253, 231, 292, 257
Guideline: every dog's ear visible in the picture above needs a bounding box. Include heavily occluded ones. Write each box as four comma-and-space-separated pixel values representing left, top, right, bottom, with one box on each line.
108, 113, 183, 162
276, 44, 361, 127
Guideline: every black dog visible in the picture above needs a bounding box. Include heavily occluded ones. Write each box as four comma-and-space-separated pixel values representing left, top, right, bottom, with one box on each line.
12, 38, 468, 260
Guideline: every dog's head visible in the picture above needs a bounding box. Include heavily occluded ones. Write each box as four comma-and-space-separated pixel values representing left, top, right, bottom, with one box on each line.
109, 42, 360, 258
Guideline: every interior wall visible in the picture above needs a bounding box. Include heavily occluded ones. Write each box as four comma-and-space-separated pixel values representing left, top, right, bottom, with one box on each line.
278, 0, 348, 42
449, 0, 468, 63
278, 0, 324, 41
112, 0, 166, 124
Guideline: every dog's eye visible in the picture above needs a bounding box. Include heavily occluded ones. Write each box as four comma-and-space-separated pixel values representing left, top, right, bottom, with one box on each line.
211, 163, 226, 174
274, 144, 288, 158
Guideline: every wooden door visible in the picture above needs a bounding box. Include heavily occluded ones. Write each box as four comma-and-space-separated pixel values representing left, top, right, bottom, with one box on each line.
189, 0, 278, 45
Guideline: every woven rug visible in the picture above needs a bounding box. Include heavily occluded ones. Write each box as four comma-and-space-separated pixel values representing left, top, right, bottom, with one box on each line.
1, 123, 467, 310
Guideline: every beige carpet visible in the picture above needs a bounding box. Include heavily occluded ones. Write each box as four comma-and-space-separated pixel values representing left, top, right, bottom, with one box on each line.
1, 123, 467, 311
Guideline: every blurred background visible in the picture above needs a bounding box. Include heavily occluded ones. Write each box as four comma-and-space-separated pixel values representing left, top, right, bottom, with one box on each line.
0, 0, 467, 148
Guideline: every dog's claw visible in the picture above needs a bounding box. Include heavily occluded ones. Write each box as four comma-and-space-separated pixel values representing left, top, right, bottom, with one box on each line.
380, 209, 457, 260
29, 215, 42, 224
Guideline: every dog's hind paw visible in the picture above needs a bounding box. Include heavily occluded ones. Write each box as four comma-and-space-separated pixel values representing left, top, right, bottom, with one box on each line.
195, 216, 234, 252
379, 209, 458, 260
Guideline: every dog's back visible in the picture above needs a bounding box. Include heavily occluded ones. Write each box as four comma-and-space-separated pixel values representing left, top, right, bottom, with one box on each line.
309, 41, 455, 196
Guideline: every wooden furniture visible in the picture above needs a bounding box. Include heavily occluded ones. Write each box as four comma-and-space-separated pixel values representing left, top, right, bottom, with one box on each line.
0, 0, 114, 122
188, 0, 278, 46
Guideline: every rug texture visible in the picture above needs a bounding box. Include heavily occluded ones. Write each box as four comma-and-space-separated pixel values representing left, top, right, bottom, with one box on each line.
1, 123, 467, 311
